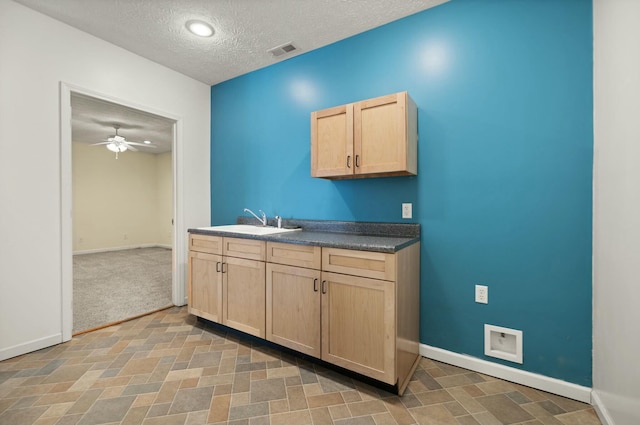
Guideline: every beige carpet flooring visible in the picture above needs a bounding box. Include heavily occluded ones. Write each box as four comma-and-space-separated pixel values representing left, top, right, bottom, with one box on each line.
73, 247, 173, 333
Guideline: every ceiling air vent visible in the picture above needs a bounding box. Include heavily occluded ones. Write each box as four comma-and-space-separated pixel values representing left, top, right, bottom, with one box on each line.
268, 42, 298, 58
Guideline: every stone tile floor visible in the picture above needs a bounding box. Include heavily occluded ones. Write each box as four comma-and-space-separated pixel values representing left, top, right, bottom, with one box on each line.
0, 307, 601, 425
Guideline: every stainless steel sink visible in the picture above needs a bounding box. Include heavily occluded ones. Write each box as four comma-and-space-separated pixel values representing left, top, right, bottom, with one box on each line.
197, 224, 301, 236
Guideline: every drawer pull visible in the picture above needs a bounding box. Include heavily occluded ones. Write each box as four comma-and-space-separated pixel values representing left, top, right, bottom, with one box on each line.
313, 278, 319, 292
221, 262, 227, 273
347, 155, 351, 168
355, 154, 360, 167
321, 280, 327, 294
216, 262, 221, 272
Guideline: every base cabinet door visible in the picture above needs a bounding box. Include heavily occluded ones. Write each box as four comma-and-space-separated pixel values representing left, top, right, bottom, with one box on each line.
266, 263, 321, 357
321, 271, 396, 385
188, 251, 222, 323
223, 256, 266, 338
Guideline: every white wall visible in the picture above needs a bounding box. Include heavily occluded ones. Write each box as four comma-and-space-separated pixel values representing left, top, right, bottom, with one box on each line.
593, 0, 640, 424
0, 0, 210, 359
156, 152, 174, 247
72, 142, 172, 252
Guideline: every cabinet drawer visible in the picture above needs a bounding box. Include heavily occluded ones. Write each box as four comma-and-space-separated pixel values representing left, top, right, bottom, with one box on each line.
223, 237, 265, 261
190, 234, 223, 255
322, 247, 395, 281
267, 242, 321, 269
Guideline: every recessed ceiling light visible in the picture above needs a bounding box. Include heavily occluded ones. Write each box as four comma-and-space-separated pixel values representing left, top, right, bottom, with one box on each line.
186, 20, 214, 37
143, 140, 151, 144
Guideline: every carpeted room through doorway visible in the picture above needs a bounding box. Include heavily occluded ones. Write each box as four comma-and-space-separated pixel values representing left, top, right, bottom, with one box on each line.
73, 247, 173, 333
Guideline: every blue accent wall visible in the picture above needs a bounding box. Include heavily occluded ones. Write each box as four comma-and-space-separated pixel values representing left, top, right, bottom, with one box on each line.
211, 0, 593, 386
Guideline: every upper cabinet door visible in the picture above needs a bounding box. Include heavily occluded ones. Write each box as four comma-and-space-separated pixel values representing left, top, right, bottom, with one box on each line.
311, 104, 353, 178
354, 92, 417, 176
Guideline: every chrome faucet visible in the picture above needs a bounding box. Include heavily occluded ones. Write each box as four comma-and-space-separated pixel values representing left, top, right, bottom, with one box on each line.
243, 208, 267, 226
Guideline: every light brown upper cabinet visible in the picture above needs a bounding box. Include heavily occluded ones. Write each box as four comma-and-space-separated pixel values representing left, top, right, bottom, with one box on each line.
311, 91, 418, 179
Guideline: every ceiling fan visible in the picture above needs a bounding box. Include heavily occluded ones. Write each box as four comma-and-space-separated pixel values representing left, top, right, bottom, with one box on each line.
91, 124, 156, 159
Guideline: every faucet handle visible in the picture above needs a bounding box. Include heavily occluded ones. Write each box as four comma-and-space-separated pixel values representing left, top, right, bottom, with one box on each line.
275, 216, 282, 228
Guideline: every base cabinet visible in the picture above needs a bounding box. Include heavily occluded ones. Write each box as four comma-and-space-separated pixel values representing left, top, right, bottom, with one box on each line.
266, 264, 398, 386
188, 234, 266, 338
189, 234, 419, 394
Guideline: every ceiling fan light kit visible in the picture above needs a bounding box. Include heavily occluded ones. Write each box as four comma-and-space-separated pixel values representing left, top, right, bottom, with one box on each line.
106, 142, 127, 153
91, 124, 157, 159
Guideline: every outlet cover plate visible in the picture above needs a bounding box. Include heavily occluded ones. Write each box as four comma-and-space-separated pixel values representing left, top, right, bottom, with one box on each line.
475, 285, 488, 304
402, 203, 412, 219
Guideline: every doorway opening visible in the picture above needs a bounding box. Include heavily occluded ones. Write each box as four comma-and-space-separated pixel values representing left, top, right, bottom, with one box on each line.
60, 84, 184, 340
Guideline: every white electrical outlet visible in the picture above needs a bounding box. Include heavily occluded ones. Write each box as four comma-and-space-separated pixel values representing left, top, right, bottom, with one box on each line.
475, 285, 488, 304
402, 203, 412, 219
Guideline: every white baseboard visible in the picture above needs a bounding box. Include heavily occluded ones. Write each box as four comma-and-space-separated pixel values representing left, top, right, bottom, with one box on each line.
421, 344, 592, 403
74, 244, 172, 255
591, 391, 614, 425
0, 334, 62, 361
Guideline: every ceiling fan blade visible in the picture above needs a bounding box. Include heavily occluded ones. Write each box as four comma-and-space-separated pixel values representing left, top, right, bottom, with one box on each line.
91, 142, 111, 146
90, 119, 144, 130
126, 145, 139, 152
125, 141, 156, 147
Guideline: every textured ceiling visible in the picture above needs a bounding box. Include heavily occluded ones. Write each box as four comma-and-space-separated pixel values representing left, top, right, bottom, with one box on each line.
15, 0, 449, 86
71, 93, 174, 154
21, 0, 448, 155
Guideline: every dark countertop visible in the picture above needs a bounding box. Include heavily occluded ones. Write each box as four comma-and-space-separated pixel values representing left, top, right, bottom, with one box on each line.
188, 218, 420, 253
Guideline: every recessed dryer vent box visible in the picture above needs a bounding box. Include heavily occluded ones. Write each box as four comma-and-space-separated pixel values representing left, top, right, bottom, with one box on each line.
484, 324, 523, 364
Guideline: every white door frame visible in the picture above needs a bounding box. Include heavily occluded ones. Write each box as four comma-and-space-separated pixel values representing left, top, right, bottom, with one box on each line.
59, 82, 186, 341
